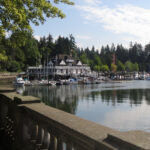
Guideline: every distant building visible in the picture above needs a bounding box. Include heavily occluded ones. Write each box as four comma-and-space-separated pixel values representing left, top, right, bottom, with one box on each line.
27, 54, 91, 78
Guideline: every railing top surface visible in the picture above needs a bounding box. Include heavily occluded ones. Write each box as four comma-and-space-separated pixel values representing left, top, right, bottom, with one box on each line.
21, 102, 117, 141
21, 103, 150, 149
0, 92, 41, 104
108, 131, 150, 149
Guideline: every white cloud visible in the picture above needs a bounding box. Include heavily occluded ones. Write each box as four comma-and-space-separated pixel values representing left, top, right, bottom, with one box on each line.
34, 35, 41, 41
82, 0, 101, 5
76, 4, 150, 45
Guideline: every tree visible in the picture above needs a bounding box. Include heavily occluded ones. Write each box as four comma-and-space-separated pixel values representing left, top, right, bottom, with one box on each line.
38, 34, 54, 64
94, 54, 102, 66
132, 63, 139, 71
0, 51, 7, 62
100, 65, 110, 72
93, 65, 100, 72
7, 60, 20, 72
125, 61, 133, 72
100, 45, 112, 67
0, 0, 74, 37
22, 33, 41, 67
80, 53, 88, 64
116, 44, 129, 63
0, 50, 8, 70
54, 35, 76, 56
117, 60, 125, 71
129, 43, 142, 63
111, 63, 117, 72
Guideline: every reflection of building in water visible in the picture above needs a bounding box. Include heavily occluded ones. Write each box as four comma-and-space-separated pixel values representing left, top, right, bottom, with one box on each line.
27, 55, 91, 79
24, 85, 93, 114
23, 84, 150, 114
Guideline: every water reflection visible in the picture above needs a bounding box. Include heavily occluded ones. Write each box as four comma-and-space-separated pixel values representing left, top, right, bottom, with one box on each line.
24, 85, 150, 109
24, 85, 88, 114
100, 88, 150, 106
23, 81, 150, 132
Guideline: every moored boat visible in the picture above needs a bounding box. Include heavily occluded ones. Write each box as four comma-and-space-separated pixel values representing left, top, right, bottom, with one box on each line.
13, 77, 25, 87
24, 79, 32, 86
48, 80, 56, 86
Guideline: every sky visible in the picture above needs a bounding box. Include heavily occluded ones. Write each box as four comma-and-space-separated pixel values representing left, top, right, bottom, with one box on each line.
32, 0, 150, 51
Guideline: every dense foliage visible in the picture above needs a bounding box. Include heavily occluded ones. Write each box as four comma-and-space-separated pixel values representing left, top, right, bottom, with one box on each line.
1, 33, 150, 72
0, 0, 74, 37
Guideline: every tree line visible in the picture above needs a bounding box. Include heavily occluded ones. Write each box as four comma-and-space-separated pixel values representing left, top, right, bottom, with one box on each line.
0, 32, 150, 72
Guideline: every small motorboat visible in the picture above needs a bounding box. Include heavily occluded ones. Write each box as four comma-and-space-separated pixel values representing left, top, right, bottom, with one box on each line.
24, 79, 32, 86
39, 79, 48, 85
48, 80, 56, 86
13, 77, 25, 87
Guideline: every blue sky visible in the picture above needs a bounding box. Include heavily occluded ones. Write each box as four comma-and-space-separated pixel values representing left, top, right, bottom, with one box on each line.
32, 0, 150, 51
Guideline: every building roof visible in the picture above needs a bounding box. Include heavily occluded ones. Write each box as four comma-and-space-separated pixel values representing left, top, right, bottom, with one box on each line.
48, 55, 83, 66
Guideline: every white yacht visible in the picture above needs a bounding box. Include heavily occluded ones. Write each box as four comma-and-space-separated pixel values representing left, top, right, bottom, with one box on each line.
13, 77, 25, 86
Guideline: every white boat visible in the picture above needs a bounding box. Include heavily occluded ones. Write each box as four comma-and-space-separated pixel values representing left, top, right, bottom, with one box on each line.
39, 79, 48, 85
48, 80, 56, 86
24, 79, 32, 86
13, 77, 25, 86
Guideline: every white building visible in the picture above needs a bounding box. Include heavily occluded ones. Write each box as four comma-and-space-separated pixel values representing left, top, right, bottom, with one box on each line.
27, 55, 91, 78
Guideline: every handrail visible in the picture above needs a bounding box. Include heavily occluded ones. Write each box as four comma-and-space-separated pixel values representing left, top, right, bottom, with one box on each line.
0, 91, 150, 150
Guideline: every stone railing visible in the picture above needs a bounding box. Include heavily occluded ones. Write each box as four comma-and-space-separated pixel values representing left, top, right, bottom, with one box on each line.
0, 72, 18, 80
0, 89, 150, 150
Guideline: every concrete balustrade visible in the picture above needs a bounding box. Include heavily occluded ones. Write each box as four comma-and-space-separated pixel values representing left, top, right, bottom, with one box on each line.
0, 72, 18, 80
0, 90, 150, 150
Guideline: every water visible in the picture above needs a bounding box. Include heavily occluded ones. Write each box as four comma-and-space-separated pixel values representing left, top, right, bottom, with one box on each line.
22, 80, 150, 132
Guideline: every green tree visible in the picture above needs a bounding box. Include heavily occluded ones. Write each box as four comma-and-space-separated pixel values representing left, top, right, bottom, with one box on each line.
0, 0, 74, 37
23, 33, 41, 67
100, 65, 110, 72
125, 61, 133, 72
7, 60, 20, 72
94, 54, 102, 66
54, 35, 76, 56
38, 34, 54, 64
0, 50, 8, 70
132, 62, 139, 71
116, 44, 129, 63
88, 60, 94, 70
93, 65, 100, 72
80, 53, 88, 64
129, 43, 142, 63
111, 63, 117, 72
117, 60, 125, 71
0, 51, 7, 62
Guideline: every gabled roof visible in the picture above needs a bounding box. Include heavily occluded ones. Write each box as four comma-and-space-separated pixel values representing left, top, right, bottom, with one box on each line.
49, 55, 84, 66
59, 60, 66, 65
76, 60, 82, 66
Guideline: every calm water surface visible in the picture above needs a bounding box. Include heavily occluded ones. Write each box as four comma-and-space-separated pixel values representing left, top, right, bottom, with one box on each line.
22, 80, 150, 132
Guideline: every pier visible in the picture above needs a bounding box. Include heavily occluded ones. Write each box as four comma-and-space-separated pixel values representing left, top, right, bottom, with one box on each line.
0, 87, 150, 150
